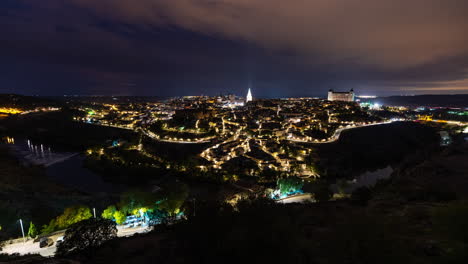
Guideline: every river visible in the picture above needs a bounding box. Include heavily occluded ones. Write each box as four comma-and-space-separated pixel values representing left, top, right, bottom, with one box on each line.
3, 137, 117, 193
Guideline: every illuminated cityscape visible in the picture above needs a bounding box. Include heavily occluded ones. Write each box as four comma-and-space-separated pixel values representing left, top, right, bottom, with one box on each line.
1, 0, 468, 263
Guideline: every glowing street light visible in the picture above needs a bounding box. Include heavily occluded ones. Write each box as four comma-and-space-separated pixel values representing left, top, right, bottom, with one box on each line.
19, 219, 26, 243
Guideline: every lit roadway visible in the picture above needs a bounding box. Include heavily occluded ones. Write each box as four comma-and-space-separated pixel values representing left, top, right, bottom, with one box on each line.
1, 225, 151, 257
142, 129, 215, 144
1, 194, 311, 258
277, 193, 314, 204
79, 122, 214, 144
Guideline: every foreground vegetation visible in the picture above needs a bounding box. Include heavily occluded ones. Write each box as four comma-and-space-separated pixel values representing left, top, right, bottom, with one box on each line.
2, 135, 466, 263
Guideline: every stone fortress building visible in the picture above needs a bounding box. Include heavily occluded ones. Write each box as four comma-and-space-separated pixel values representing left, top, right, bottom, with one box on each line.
327, 89, 355, 102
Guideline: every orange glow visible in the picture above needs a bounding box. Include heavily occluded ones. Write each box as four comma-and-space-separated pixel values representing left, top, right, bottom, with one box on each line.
417, 115, 433, 121
0, 107, 23, 114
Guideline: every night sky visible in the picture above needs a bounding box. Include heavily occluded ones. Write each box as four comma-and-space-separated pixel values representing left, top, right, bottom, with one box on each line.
1, 0, 468, 97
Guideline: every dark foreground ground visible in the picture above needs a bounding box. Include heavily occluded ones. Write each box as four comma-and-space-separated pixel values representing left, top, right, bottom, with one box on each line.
2, 135, 468, 264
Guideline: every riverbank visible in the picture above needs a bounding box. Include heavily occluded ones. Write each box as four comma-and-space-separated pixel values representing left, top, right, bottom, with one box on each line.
0, 144, 118, 242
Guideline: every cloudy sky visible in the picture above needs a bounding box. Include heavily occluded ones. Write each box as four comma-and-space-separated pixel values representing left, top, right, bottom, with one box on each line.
1, 0, 468, 97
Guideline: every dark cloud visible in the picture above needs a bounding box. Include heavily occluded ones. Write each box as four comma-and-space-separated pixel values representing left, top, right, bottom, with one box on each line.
70, 0, 468, 66
1, 0, 467, 96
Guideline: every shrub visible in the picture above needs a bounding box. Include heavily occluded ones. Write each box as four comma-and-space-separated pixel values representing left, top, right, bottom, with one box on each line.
56, 218, 117, 257
27, 222, 38, 238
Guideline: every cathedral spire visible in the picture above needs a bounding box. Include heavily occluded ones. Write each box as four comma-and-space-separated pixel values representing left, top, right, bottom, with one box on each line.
246, 88, 253, 103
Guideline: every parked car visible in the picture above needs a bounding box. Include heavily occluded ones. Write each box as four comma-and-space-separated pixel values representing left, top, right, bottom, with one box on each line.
56, 236, 64, 246
39, 237, 54, 248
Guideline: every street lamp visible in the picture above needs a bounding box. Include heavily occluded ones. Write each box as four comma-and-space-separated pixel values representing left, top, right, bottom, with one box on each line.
19, 219, 26, 243
191, 198, 196, 217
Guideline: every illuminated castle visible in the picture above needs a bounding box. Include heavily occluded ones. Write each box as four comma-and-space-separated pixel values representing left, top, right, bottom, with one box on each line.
246, 88, 253, 103
327, 89, 355, 102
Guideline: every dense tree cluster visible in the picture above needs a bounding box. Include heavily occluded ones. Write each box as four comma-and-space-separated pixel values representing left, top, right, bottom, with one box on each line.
41, 205, 93, 234
56, 218, 117, 257
277, 177, 304, 196
101, 184, 189, 225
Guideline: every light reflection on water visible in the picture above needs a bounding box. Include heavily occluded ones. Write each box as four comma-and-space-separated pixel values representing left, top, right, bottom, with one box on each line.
5, 138, 77, 167
330, 166, 394, 194
3, 137, 117, 193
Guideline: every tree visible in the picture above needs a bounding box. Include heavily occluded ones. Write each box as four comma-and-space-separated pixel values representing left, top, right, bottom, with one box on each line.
147, 209, 169, 224
56, 218, 117, 257
28, 222, 38, 238
55, 205, 93, 230
312, 181, 333, 202
101, 205, 117, 220
119, 190, 155, 215
157, 183, 189, 216
277, 177, 303, 196
305, 152, 323, 175
41, 219, 56, 235
41, 205, 93, 234
113, 210, 127, 225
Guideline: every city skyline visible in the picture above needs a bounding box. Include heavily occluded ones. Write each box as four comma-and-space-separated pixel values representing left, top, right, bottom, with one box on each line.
1, 2, 468, 262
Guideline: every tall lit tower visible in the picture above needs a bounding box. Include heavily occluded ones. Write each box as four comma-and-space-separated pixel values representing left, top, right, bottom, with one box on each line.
246, 88, 253, 103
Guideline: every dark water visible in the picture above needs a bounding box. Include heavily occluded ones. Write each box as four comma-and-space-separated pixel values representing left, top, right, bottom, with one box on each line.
5, 137, 118, 193
330, 166, 394, 194
46, 155, 119, 193
6, 138, 77, 167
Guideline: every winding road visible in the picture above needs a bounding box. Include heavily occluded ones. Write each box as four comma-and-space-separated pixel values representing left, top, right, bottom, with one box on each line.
1, 226, 152, 257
